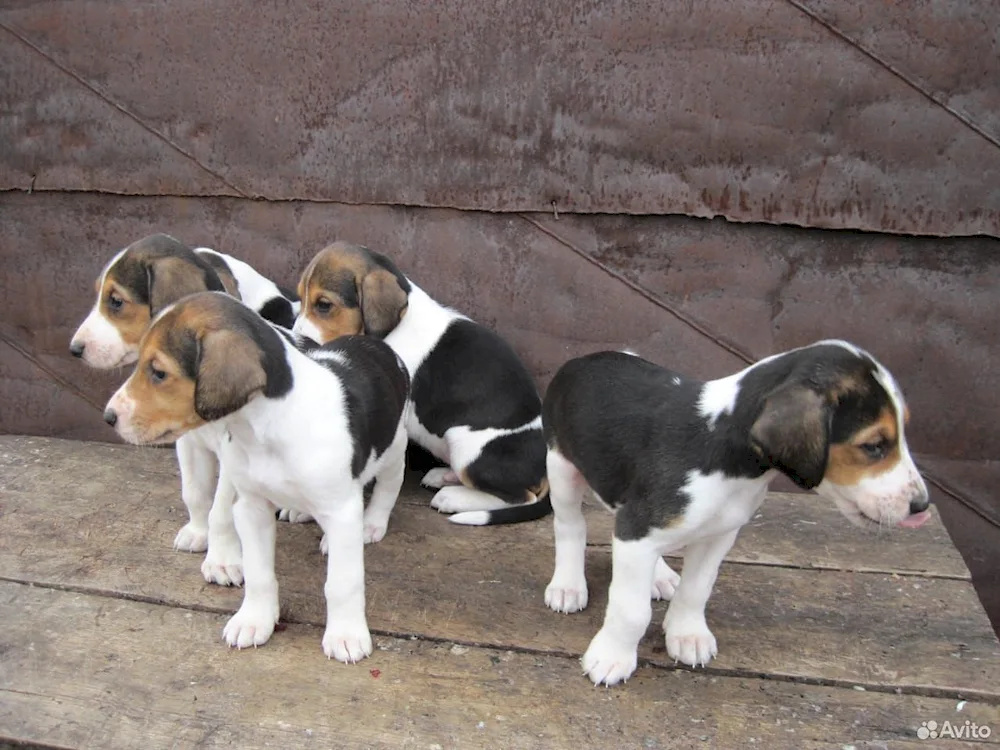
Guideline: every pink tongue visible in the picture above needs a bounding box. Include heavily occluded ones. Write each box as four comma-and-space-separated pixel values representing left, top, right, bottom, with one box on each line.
898, 510, 931, 529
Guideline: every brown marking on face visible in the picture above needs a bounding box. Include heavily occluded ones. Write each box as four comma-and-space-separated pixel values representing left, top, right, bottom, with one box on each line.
298, 242, 408, 343
824, 407, 902, 486
119, 293, 267, 442
98, 276, 152, 350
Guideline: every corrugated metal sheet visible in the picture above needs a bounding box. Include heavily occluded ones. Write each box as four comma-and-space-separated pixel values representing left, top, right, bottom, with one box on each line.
2, 0, 998, 235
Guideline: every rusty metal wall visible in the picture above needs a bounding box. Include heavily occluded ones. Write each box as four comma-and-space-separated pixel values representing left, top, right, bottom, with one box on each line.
1, 1, 999, 629
2, 1, 999, 236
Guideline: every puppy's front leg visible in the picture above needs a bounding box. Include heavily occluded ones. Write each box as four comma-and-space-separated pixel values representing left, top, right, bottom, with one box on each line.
315, 489, 372, 664
363, 433, 407, 544
582, 536, 660, 686
174, 435, 216, 552
663, 529, 738, 668
222, 495, 279, 649
201, 460, 243, 586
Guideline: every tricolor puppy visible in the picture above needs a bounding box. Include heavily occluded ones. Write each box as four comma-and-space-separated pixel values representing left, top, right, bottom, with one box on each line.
104, 291, 409, 661
293, 242, 548, 526
69, 233, 300, 586
542, 341, 930, 686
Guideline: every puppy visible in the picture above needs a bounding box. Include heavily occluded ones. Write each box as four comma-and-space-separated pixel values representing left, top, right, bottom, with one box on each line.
104, 291, 409, 661
69, 233, 300, 586
293, 241, 548, 526
542, 341, 930, 685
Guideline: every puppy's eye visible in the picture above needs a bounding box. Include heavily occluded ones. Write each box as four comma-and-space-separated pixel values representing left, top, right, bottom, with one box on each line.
314, 299, 333, 314
108, 292, 124, 311
859, 439, 888, 460
149, 363, 168, 384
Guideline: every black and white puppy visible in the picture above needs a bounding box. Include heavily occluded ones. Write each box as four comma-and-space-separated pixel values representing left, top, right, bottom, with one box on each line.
542, 341, 930, 685
104, 291, 410, 662
69, 233, 299, 585
293, 241, 548, 526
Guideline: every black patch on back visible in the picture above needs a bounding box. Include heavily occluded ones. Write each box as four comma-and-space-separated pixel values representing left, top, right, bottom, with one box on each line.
258, 297, 296, 329
310, 336, 409, 478
543, 345, 885, 541
411, 319, 540, 435
464, 427, 547, 504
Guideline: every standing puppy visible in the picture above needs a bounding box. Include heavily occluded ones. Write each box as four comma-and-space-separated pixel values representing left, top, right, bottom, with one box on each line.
543, 341, 930, 685
104, 292, 409, 661
69, 233, 300, 586
293, 242, 548, 526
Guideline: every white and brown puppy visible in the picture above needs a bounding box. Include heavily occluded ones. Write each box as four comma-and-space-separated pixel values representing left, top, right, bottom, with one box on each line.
69, 233, 300, 586
104, 291, 409, 662
543, 341, 930, 685
293, 242, 548, 526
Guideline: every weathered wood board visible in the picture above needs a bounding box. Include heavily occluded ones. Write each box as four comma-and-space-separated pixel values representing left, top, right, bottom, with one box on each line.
2, 436, 999, 749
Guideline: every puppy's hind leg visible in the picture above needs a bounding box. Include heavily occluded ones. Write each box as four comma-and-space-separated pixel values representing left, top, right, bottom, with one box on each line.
582, 535, 660, 686
363, 426, 408, 544
544, 448, 590, 614
663, 529, 738, 668
314, 487, 372, 664
174, 435, 216, 552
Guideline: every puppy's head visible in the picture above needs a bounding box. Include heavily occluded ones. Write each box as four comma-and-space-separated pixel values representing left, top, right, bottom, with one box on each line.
293, 242, 410, 344
104, 292, 287, 445
70, 234, 227, 368
748, 341, 929, 530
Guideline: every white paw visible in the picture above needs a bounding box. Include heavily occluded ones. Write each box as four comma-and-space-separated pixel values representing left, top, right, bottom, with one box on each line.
664, 615, 718, 668
651, 558, 681, 601
362, 512, 389, 544
277, 508, 313, 523
174, 523, 209, 553
222, 600, 279, 649
545, 575, 589, 613
421, 467, 459, 489
430, 486, 506, 514
322, 622, 373, 663
581, 629, 638, 686
201, 536, 243, 587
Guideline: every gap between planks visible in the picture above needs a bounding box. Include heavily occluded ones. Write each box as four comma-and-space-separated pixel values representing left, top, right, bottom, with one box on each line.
4, 575, 997, 707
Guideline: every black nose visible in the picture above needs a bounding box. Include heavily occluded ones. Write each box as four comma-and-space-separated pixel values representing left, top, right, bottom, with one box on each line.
103, 409, 118, 427
69, 340, 85, 358
910, 496, 930, 515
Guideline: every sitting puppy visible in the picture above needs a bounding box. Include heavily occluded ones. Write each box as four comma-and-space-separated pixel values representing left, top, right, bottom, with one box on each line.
104, 292, 409, 661
69, 233, 300, 586
542, 341, 930, 685
293, 241, 548, 526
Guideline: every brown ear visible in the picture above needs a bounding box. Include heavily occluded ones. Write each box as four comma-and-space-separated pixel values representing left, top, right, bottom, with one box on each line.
194, 329, 266, 421
360, 268, 408, 338
749, 384, 831, 490
147, 256, 213, 315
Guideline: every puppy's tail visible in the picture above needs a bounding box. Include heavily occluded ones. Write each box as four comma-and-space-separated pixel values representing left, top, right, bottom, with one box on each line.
448, 480, 552, 526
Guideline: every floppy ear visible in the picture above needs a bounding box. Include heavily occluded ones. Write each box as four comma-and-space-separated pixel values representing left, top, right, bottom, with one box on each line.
749, 384, 831, 490
360, 269, 408, 338
147, 256, 213, 315
194, 329, 266, 421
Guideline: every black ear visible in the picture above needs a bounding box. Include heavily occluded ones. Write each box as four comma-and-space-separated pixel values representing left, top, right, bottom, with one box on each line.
360, 268, 408, 338
147, 256, 215, 315
749, 384, 831, 490
194, 329, 266, 421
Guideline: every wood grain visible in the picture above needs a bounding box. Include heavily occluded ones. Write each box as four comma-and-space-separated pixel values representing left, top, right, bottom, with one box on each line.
3, 583, 998, 749
1, 436, 996, 699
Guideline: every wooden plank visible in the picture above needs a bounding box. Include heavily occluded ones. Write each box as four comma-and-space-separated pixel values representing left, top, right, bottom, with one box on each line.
3, 583, 998, 750
1, 438, 997, 699
0, 435, 971, 579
